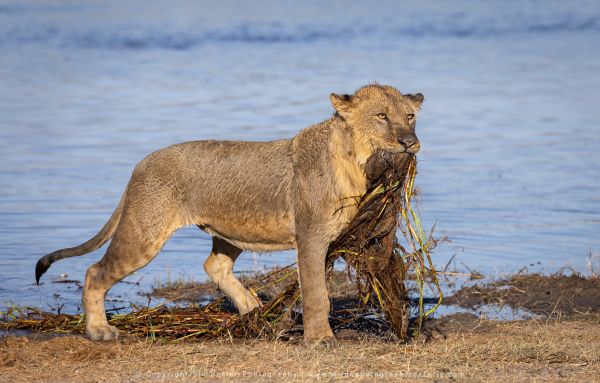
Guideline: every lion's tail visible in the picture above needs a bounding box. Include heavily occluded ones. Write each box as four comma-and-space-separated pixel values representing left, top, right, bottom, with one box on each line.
35, 191, 126, 284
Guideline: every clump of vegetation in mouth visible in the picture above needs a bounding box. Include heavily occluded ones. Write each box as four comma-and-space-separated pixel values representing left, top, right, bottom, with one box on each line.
0, 151, 441, 341
326, 150, 441, 338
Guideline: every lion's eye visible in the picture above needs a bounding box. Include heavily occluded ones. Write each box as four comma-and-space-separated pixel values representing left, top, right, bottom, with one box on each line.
376, 113, 387, 120
407, 114, 415, 121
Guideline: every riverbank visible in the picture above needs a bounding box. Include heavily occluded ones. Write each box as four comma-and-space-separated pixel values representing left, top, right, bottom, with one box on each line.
2, 272, 599, 382
2, 314, 599, 382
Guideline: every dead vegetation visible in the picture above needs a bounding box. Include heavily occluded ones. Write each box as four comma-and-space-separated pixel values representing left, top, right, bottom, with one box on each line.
2, 317, 598, 383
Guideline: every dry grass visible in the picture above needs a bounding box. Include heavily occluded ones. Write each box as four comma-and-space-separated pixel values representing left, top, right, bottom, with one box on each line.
2, 317, 598, 382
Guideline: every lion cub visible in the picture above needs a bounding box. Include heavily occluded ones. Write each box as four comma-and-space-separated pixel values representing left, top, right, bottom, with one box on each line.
36, 84, 423, 346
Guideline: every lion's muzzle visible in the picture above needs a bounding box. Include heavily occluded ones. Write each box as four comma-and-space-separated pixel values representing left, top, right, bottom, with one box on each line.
398, 133, 420, 153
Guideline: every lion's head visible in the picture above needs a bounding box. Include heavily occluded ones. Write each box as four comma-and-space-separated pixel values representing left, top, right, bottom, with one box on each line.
330, 84, 423, 154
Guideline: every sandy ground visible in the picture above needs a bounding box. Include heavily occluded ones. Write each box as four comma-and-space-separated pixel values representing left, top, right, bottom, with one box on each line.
3, 273, 599, 382
2, 315, 599, 383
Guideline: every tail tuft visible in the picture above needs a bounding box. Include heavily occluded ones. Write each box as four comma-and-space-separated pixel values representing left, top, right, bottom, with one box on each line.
34, 189, 126, 285
35, 255, 52, 284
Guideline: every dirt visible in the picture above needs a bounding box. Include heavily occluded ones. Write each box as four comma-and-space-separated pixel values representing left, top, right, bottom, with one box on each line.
445, 273, 600, 316
1, 316, 599, 382
143, 269, 388, 342
3, 272, 600, 381
150, 271, 600, 327
145, 271, 600, 341
148, 268, 359, 304
142, 271, 600, 341
149, 277, 218, 303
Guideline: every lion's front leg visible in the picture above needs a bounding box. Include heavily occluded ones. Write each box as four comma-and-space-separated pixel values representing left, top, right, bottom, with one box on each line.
296, 230, 336, 348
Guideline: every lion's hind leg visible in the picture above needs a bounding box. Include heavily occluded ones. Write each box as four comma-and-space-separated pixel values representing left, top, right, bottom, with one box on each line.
83, 212, 178, 340
204, 237, 261, 314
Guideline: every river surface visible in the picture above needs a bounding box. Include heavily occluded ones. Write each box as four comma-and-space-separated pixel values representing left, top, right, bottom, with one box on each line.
1, 0, 599, 313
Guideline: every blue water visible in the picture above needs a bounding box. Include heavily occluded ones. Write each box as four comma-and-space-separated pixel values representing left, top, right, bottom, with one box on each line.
1, 0, 599, 313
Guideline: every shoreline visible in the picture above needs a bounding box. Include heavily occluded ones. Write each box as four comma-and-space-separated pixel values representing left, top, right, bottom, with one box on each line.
2, 271, 599, 381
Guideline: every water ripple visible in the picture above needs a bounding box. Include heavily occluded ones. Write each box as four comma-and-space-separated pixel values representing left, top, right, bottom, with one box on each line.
1, 15, 599, 50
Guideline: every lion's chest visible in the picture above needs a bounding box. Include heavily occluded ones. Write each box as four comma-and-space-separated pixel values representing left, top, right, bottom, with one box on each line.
326, 159, 367, 241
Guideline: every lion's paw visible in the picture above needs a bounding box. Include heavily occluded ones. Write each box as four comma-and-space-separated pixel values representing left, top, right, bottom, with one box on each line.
87, 324, 119, 341
304, 335, 339, 349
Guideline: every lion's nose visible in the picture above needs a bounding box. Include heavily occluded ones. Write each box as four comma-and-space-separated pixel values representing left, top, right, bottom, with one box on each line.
398, 134, 420, 153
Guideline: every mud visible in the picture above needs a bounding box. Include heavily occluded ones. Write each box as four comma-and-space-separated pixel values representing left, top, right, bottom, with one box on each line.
445, 273, 600, 316
147, 268, 359, 303
147, 270, 600, 338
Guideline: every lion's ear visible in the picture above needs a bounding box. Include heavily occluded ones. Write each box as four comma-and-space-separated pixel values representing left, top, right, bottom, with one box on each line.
407, 93, 424, 109
330, 93, 355, 118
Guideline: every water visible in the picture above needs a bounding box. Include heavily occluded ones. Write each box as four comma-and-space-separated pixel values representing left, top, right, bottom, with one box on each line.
1, 0, 599, 313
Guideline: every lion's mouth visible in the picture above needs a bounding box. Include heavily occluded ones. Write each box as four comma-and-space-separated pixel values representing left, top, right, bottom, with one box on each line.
386, 147, 407, 154
387, 142, 420, 155
405, 143, 421, 154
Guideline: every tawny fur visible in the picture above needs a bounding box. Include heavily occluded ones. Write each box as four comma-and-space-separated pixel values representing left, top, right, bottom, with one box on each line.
35, 84, 423, 346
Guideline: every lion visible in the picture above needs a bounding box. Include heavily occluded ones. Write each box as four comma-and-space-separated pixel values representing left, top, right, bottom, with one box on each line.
35, 84, 423, 346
